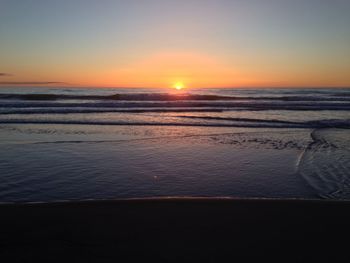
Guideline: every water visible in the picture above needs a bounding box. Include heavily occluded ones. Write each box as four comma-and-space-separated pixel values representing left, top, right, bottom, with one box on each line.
0, 87, 349, 202
0, 87, 349, 128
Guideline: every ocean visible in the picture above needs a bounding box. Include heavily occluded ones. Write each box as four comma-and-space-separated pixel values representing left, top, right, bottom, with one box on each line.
0, 87, 349, 202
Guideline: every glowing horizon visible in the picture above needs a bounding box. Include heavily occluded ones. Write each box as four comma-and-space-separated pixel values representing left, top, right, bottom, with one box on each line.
1, 1, 350, 88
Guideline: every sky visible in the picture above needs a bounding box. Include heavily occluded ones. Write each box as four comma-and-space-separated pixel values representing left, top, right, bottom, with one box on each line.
0, 0, 350, 88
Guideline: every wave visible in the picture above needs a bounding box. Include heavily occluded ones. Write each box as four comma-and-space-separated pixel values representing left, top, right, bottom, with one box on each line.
297, 129, 350, 199
1, 101, 350, 111
0, 93, 237, 101
177, 115, 304, 124
0, 108, 225, 114
0, 119, 349, 129
1, 92, 350, 101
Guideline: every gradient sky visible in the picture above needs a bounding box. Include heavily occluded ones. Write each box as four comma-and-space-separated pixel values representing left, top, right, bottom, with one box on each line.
1, 0, 350, 88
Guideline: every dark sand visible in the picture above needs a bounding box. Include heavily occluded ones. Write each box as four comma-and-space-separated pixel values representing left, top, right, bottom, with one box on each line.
1, 198, 350, 262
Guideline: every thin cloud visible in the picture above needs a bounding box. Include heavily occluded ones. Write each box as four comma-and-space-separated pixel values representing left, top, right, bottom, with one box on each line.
0, 81, 67, 85
0, 73, 12, 77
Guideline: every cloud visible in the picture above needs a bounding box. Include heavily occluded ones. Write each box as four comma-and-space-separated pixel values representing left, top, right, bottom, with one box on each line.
0, 73, 12, 77
0, 81, 66, 85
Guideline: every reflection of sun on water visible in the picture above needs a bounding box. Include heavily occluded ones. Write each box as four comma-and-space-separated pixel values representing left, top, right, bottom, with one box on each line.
173, 82, 184, 90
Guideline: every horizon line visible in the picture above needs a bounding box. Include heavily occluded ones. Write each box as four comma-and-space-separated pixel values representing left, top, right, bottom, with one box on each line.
0, 85, 349, 89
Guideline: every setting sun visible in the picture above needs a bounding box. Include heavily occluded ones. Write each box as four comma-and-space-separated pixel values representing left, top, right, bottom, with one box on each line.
174, 82, 185, 90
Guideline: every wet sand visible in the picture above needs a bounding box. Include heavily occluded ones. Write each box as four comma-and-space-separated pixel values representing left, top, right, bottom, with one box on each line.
1, 198, 350, 262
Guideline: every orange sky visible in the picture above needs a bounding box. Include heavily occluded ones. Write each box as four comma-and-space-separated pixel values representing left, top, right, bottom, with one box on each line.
55, 51, 350, 88
1, 1, 350, 88
1, 49, 349, 89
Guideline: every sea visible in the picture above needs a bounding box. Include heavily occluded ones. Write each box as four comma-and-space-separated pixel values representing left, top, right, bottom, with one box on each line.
0, 87, 349, 202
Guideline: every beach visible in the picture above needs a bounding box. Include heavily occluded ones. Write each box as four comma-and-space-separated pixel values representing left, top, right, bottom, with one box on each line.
2, 1, 350, 261
1, 198, 350, 262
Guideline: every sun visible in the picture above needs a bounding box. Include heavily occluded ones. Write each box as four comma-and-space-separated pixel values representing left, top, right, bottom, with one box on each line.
173, 82, 185, 90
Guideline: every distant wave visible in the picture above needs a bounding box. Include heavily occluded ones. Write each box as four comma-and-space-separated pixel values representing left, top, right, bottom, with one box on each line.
0, 118, 349, 128
1, 101, 350, 111
0, 93, 235, 101
1, 90, 349, 129
0, 108, 225, 114
1, 92, 350, 101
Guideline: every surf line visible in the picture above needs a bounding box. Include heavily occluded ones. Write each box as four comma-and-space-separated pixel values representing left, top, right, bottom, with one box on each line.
296, 128, 349, 199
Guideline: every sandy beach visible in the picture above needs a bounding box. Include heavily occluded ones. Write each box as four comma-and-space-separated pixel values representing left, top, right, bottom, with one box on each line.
1, 198, 350, 262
